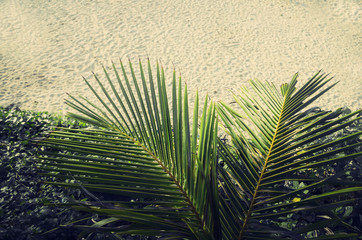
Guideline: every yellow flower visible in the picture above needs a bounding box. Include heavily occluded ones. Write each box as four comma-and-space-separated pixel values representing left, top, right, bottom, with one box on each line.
292, 197, 301, 203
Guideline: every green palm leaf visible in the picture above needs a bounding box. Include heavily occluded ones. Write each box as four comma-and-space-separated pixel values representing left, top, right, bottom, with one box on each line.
37, 59, 219, 238
217, 72, 361, 239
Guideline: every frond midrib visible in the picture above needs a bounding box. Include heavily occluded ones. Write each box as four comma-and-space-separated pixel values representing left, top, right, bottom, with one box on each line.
118, 128, 205, 230
238, 93, 288, 240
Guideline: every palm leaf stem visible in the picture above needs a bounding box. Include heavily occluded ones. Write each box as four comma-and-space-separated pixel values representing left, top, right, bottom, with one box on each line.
238, 88, 288, 240
113, 131, 205, 230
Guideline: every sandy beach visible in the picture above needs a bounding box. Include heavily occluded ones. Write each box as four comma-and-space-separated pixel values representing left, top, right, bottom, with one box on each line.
0, 0, 361, 114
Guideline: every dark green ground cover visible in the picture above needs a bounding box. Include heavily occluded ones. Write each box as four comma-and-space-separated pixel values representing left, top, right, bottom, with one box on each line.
0, 105, 114, 240
0, 105, 361, 239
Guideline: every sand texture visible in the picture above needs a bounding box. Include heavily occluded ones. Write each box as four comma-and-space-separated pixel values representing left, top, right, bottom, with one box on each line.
0, 0, 361, 114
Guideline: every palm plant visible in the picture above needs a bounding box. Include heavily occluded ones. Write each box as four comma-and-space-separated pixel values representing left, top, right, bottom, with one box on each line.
36, 59, 361, 239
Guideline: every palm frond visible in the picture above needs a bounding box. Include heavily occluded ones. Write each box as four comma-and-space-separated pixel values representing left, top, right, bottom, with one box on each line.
37, 59, 219, 238
217, 72, 361, 239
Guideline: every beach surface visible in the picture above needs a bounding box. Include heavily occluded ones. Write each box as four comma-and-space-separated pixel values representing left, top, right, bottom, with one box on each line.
0, 0, 361, 114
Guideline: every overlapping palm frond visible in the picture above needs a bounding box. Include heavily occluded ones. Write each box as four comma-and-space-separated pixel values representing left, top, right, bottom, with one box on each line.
37, 59, 220, 239
36, 59, 362, 239
217, 72, 362, 239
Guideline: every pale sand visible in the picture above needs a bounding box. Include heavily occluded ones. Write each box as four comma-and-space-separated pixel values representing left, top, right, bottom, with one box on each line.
0, 0, 361, 114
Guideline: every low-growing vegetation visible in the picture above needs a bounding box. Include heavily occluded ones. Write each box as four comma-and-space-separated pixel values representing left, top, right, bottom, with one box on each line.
0, 105, 92, 240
